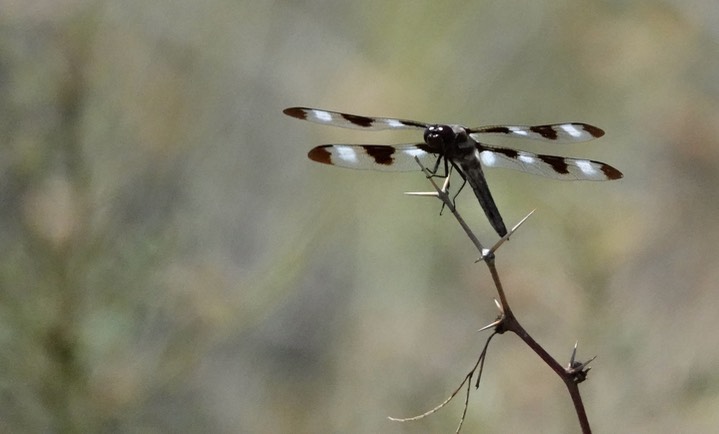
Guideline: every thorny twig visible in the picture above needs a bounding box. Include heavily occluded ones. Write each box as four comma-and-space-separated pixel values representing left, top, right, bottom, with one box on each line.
389, 331, 498, 434
393, 158, 596, 433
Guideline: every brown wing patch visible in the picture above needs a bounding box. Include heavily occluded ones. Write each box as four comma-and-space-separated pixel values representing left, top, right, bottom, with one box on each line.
307, 146, 332, 164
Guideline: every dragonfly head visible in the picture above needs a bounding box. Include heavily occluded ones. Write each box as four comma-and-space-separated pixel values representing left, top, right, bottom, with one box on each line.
424, 125, 467, 151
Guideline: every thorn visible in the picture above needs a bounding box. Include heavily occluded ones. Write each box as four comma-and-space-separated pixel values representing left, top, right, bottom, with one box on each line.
512, 208, 536, 232
404, 175, 451, 198
478, 299, 505, 332
494, 298, 503, 312
404, 191, 439, 197
569, 341, 579, 366
474, 208, 537, 264
478, 318, 502, 332
484, 209, 536, 258
441, 175, 451, 191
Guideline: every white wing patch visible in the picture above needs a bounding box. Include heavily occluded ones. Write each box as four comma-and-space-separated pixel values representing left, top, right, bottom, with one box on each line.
335, 145, 358, 163
480, 150, 497, 166
403, 148, 429, 158
575, 159, 598, 176
559, 124, 583, 138
518, 153, 536, 164
311, 109, 333, 123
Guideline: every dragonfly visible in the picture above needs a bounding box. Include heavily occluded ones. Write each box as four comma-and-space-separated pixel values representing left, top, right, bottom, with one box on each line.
283, 106, 623, 237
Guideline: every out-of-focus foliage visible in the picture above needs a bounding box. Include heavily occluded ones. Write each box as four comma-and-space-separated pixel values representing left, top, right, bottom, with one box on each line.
1, 0, 718, 432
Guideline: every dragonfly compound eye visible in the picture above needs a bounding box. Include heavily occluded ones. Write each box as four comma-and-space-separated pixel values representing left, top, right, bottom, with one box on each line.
424, 125, 456, 149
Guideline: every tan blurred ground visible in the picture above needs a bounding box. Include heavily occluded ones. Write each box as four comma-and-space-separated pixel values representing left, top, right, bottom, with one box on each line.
1, 1, 718, 432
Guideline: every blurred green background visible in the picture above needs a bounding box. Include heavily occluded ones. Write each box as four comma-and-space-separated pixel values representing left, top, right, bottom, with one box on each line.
1, 0, 718, 432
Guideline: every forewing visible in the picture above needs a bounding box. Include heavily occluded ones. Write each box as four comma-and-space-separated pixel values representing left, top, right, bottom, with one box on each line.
284, 107, 428, 131
469, 123, 604, 143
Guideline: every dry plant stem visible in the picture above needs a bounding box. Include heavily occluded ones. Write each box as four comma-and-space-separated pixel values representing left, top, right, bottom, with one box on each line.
389, 332, 497, 434
411, 158, 592, 434
486, 260, 591, 434
414, 168, 485, 253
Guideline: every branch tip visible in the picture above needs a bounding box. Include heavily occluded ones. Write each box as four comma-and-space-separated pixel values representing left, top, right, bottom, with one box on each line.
566, 342, 597, 384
